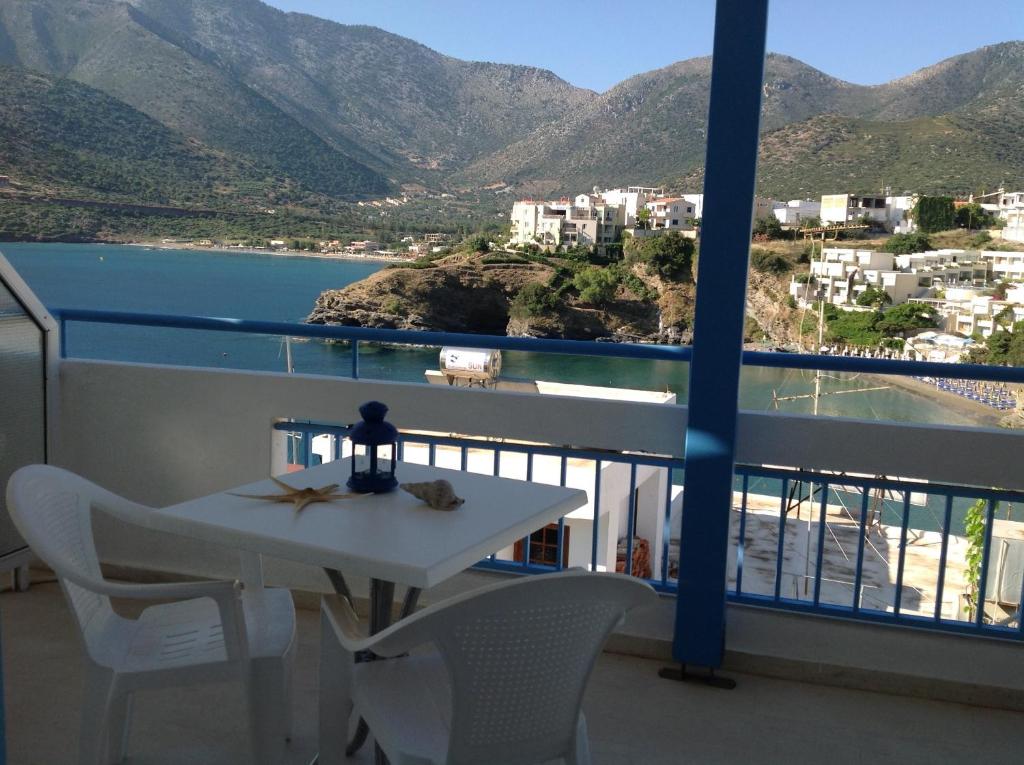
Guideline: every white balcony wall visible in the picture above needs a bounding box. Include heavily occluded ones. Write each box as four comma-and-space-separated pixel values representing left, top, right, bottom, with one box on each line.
51, 359, 1024, 599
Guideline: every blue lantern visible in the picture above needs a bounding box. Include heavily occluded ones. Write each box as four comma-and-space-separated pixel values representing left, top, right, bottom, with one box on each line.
347, 401, 399, 493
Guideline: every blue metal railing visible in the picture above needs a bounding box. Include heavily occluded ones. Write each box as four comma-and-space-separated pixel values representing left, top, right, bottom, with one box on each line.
277, 420, 1024, 641
55, 308, 1024, 642
53, 307, 1024, 384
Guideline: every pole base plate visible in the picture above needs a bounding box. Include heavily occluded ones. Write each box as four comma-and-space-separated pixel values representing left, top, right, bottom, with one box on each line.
659, 663, 737, 689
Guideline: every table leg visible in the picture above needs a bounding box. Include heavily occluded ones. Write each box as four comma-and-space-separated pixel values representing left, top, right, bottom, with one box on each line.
319, 572, 421, 763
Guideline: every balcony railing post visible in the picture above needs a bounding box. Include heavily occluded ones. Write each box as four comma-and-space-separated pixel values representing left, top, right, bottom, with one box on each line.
673, 0, 769, 670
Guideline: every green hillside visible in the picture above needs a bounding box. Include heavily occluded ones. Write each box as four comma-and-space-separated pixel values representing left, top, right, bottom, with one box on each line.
0, 0, 390, 197
754, 113, 1024, 199
0, 0, 1020, 213
0, 0, 590, 186
0, 65, 356, 209
456, 44, 1024, 197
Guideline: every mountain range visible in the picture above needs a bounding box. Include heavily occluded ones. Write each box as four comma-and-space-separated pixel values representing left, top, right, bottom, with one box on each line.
0, 0, 1022, 210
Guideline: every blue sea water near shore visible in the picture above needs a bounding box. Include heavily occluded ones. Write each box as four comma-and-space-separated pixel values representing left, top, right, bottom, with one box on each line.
1, 241, 982, 427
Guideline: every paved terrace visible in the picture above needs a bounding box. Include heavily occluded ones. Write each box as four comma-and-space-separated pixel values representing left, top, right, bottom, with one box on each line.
4, 581, 1022, 764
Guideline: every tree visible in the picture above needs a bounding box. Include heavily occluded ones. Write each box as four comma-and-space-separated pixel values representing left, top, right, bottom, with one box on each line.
510, 282, 558, 319
800, 215, 822, 230
752, 216, 784, 240
911, 196, 956, 233
856, 287, 892, 309
572, 266, 618, 306
465, 234, 490, 253
624, 231, 694, 282
874, 303, 939, 335
955, 203, 993, 230
826, 310, 883, 346
635, 208, 651, 230
881, 231, 932, 254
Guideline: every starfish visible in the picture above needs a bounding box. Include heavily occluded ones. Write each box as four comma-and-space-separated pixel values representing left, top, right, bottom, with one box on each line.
230, 476, 361, 511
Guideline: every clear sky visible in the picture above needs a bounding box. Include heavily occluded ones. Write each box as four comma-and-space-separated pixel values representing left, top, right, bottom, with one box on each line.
265, 1, 1023, 92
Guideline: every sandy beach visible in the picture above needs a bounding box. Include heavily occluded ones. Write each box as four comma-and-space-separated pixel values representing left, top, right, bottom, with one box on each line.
873, 373, 1016, 429
124, 241, 411, 264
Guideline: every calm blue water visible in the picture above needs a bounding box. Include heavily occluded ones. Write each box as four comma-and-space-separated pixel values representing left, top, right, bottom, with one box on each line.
0, 242, 979, 426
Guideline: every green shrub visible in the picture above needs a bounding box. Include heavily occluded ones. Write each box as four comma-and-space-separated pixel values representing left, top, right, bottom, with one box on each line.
955, 203, 993, 230
881, 232, 932, 254
752, 216, 786, 240
572, 266, 618, 306
624, 232, 694, 282
855, 287, 892, 308
969, 231, 992, 248
749, 248, 792, 276
481, 254, 528, 265
873, 303, 939, 335
510, 282, 559, 319
616, 268, 654, 301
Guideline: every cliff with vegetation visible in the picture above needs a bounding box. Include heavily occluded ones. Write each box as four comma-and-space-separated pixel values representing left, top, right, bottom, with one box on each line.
308, 235, 699, 343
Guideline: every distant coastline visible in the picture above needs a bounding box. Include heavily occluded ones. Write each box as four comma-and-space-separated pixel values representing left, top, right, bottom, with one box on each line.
122, 241, 410, 264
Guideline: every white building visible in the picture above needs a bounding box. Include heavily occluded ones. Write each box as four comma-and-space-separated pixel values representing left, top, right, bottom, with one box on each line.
678, 193, 774, 222
642, 197, 696, 231
791, 247, 990, 307
510, 198, 625, 252
886, 194, 918, 233
949, 295, 1024, 338
819, 193, 918, 232
981, 250, 1024, 281
599, 187, 662, 227
772, 199, 821, 226
1004, 208, 1024, 244
820, 193, 889, 225
976, 188, 1024, 220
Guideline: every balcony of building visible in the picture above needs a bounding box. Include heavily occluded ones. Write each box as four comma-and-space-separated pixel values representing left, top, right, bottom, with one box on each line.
4, 292, 1024, 762
4, 3, 1024, 763
6, 579, 1024, 765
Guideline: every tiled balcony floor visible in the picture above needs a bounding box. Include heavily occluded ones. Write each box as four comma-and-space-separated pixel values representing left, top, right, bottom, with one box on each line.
3, 581, 1022, 764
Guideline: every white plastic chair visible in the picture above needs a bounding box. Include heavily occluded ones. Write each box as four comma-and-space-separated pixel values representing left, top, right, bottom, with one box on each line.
319, 570, 657, 765
6, 465, 297, 765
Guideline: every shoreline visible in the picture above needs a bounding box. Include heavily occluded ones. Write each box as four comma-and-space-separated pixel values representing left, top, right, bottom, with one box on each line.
121, 241, 410, 264
868, 373, 1012, 429
5, 240, 1017, 427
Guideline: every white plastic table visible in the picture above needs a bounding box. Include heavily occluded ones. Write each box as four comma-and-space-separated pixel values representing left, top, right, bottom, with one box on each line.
146, 458, 587, 763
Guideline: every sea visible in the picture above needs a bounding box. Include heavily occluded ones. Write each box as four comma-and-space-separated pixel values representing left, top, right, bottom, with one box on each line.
0, 241, 980, 427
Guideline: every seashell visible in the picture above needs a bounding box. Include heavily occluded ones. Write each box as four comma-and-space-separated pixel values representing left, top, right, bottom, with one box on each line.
400, 479, 465, 511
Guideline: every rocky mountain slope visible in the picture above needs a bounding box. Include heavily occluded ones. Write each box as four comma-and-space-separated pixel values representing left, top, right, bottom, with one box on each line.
0, 0, 1020, 200
0, 0, 590, 189
456, 44, 1024, 196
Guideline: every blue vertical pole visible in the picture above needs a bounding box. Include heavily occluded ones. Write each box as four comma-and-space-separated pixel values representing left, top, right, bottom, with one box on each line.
673, 0, 769, 669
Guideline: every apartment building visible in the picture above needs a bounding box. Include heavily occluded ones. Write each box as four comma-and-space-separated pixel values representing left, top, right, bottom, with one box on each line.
791, 247, 990, 307
598, 187, 662, 226
981, 249, 1024, 281
510, 198, 625, 251
643, 197, 696, 230
678, 193, 774, 221
820, 193, 890, 225
819, 192, 916, 231
772, 199, 821, 226
1004, 207, 1024, 243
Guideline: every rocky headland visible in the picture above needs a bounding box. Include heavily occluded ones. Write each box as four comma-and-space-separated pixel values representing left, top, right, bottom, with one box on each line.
307, 250, 697, 343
